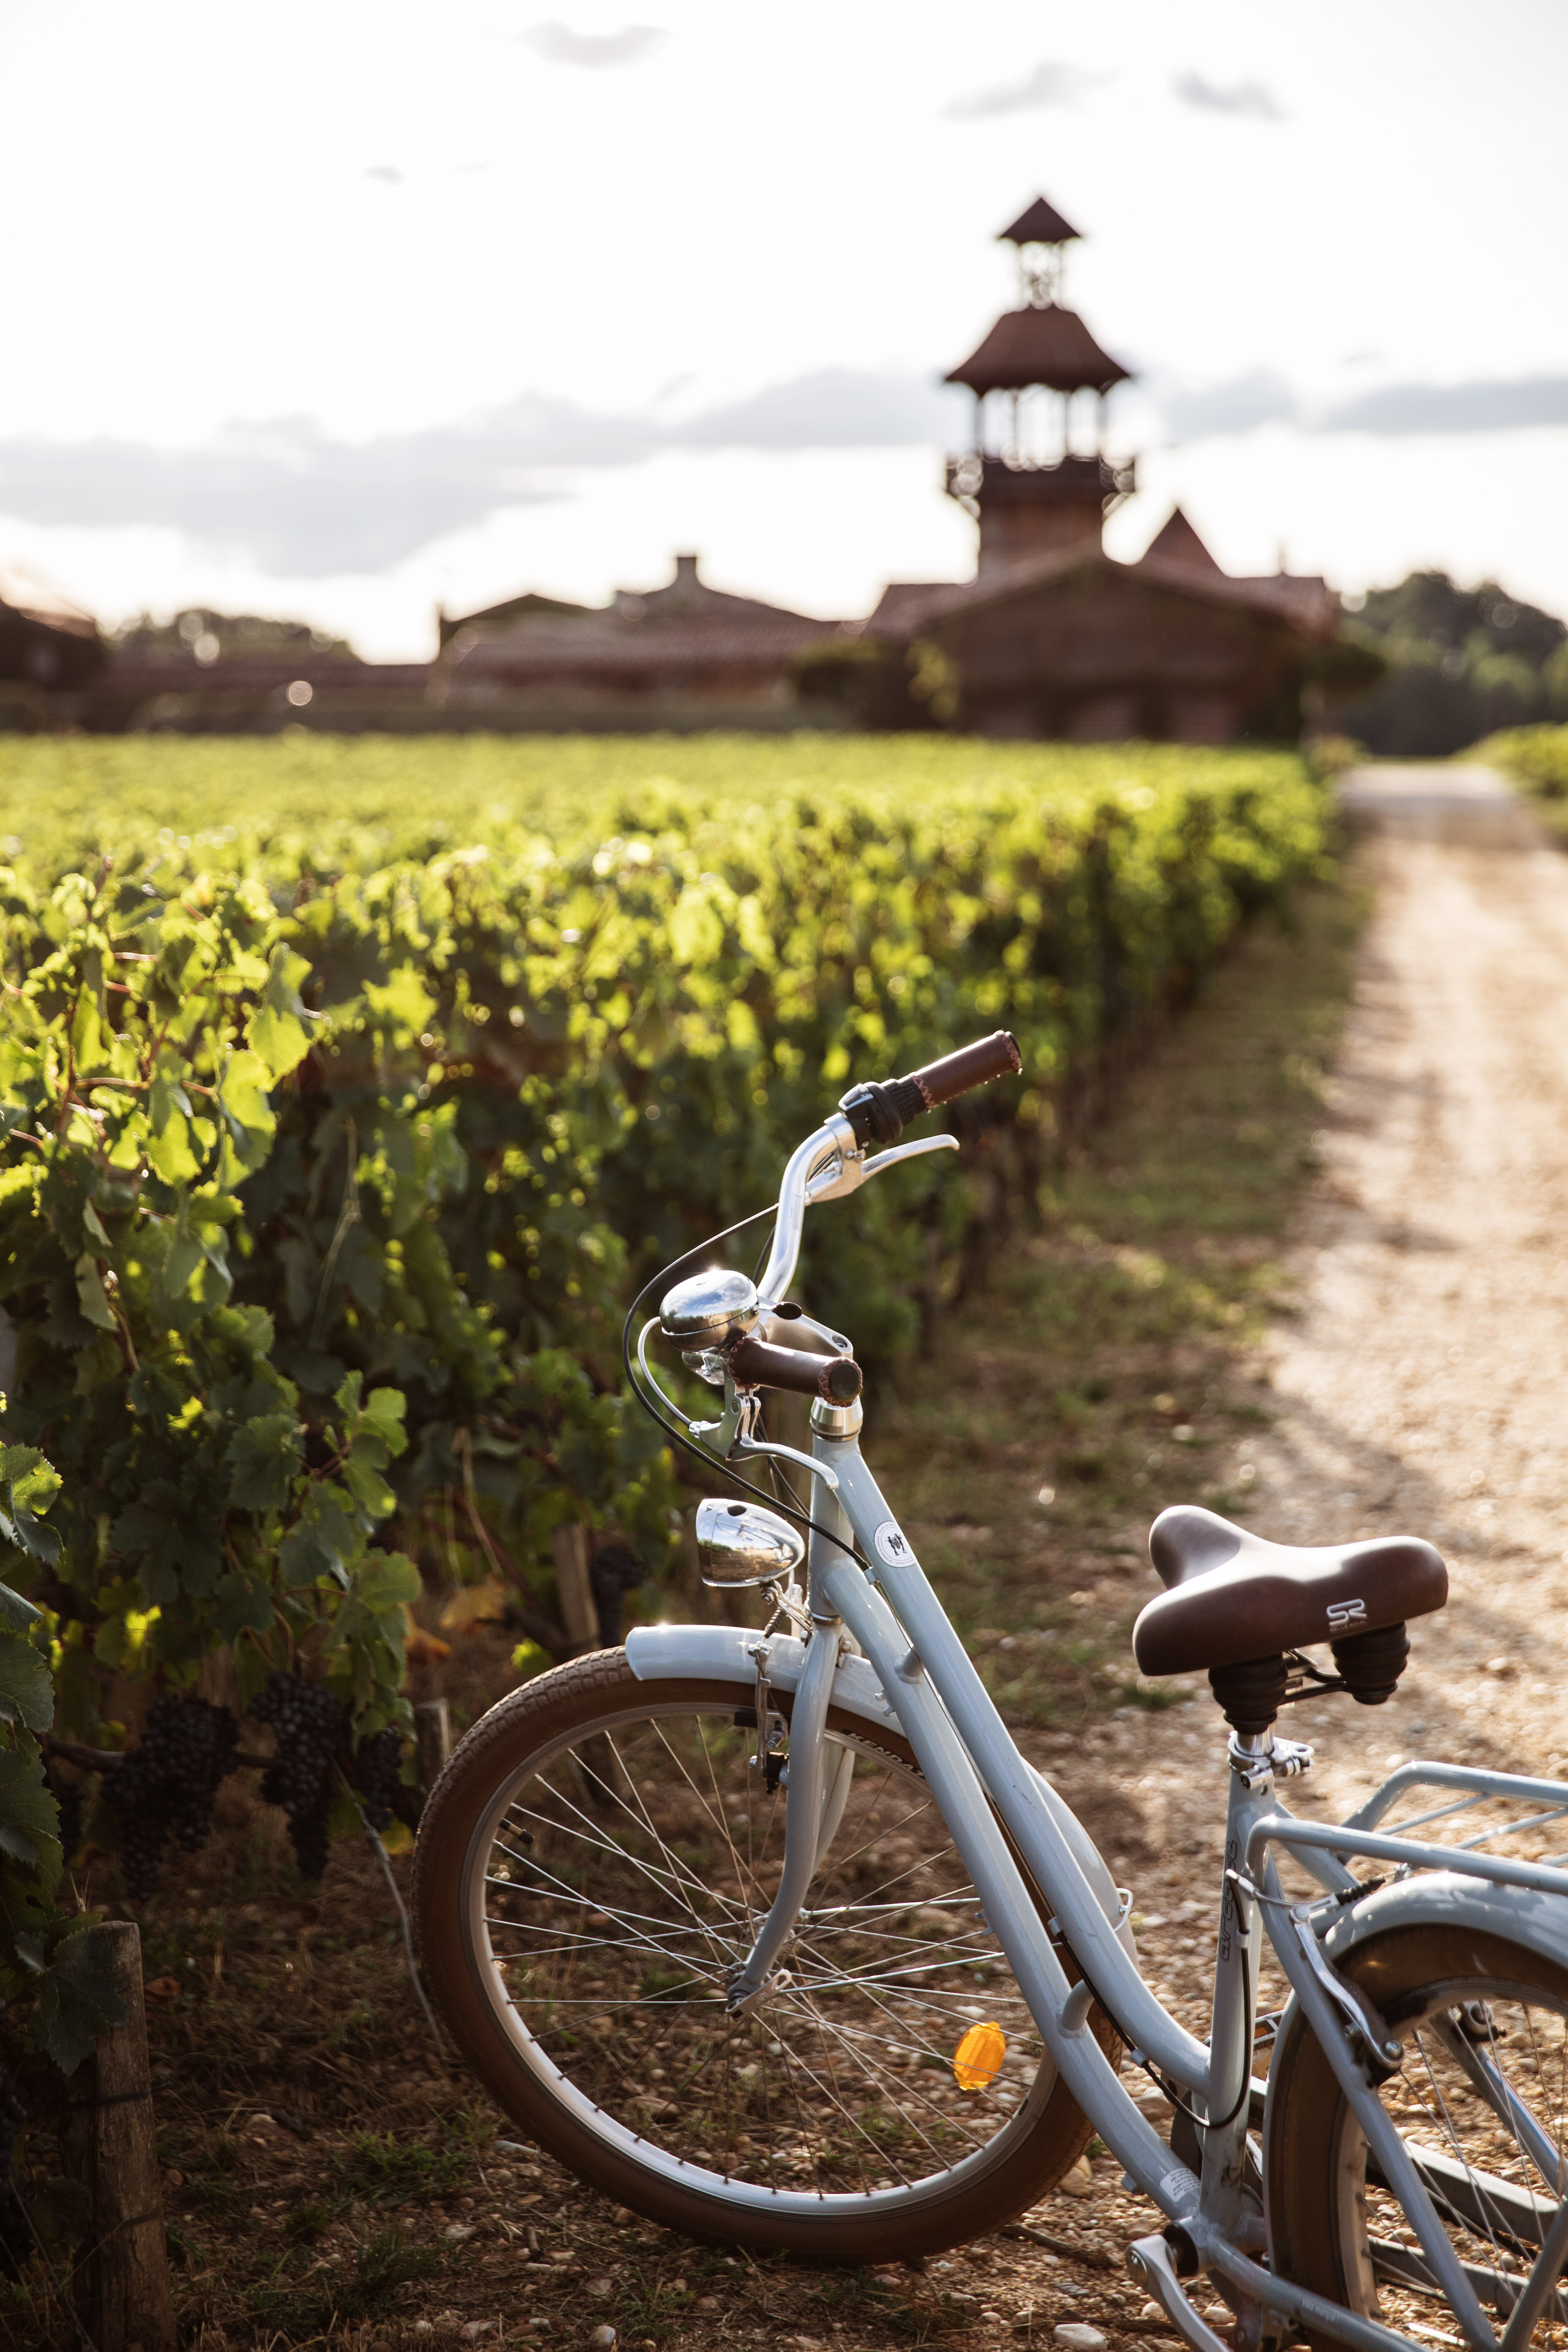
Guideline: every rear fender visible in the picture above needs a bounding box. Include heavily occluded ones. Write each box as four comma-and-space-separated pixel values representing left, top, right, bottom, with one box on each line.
1318, 1869, 1568, 1978
1262, 1869, 1568, 2242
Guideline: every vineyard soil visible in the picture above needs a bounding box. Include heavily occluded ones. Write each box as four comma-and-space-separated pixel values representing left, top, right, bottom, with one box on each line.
9, 863, 1369, 2349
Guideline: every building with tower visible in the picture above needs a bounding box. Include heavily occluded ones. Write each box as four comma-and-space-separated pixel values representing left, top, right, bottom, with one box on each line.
426, 192, 1342, 744
860, 197, 1340, 741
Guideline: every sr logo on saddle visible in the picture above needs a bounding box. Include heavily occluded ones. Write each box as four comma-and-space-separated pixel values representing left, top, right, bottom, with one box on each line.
1326, 1597, 1368, 1631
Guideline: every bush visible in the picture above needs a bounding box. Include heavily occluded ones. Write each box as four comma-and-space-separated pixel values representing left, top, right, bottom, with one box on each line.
1478, 723, 1568, 800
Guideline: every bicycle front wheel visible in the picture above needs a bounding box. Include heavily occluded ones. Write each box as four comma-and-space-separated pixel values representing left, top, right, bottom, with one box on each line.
1266, 1920, 1568, 2349
412, 1650, 1118, 2261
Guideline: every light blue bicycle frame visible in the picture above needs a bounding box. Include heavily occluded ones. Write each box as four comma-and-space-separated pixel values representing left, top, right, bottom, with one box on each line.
652, 1112, 1568, 2352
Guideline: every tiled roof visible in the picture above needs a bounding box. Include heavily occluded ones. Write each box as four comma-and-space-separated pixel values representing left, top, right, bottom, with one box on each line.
447, 610, 837, 680
866, 548, 1338, 644
946, 305, 1131, 396
864, 583, 966, 630
442, 561, 841, 685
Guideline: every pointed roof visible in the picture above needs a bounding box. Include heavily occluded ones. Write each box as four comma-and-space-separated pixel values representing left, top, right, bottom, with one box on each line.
1140, 507, 1224, 576
945, 304, 1131, 396
999, 196, 1081, 247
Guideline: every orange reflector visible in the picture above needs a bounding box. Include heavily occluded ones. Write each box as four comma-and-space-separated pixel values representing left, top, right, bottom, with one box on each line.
953, 2020, 1006, 2091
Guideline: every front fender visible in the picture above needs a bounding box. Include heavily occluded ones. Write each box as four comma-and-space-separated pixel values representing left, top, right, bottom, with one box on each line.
625, 1620, 900, 1729
624, 1620, 1134, 1956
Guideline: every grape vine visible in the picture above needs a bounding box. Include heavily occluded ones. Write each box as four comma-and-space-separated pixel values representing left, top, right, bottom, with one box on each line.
0, 737, 1331, 1899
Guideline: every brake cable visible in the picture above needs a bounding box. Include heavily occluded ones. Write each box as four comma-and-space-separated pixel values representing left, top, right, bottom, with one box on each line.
620, 1208, 871, 1572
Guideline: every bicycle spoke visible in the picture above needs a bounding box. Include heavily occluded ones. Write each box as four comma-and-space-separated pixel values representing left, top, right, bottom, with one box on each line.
458, 1693, 1065, 2207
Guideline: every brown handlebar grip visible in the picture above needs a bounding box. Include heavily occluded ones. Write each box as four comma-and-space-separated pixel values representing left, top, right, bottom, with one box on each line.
729, 1336, 863, 1404
902, 1030, 1022, 1110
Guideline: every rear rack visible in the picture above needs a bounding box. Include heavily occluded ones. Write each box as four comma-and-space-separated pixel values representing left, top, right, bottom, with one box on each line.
1253, 1761, 1568, 1905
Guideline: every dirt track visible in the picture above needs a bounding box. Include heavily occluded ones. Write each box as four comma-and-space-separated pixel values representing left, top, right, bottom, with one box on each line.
1249, 763, 1568, 1806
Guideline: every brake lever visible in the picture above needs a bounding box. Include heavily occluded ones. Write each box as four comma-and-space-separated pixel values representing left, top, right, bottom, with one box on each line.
803, 1130, 959, 1207
863, 1134, 961, 1183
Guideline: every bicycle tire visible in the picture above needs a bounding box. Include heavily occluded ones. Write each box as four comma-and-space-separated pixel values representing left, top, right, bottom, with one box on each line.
1266, 1921, 1568, 2350
412, 1649, 1120, 2260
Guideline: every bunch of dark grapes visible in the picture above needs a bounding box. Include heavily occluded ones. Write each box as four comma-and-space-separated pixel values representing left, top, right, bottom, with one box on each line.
104, 1740, 171, 1902
104, 1695, 240, 1902
249, 1671, 351, 1882
0, 2065, 32, 2278
350, 1726, 404, 1833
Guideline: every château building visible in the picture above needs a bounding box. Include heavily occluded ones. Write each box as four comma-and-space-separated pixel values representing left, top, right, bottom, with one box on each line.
431, 195, 1339, 743
859, 196, 1338, 740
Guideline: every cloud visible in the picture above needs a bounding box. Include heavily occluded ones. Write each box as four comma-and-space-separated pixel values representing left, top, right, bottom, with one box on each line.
1172, 70, 1284, 121
1150, 369, 1568, 443
1156, 370, 1300, 440
1323, 377, 1568, 435
0, 373, 965, 576
945, 60, 1110, 119
518, 21, 664, 67
11, 359, 1561, 582
365, 165, 404, 184
671, 369, 959, 451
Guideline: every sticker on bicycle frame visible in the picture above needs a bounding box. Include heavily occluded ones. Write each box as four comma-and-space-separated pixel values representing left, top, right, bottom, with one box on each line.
873, 1519, 919, 1569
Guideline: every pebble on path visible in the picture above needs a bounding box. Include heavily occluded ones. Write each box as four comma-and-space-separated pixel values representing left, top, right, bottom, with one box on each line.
1054, 2327, 1108, 2351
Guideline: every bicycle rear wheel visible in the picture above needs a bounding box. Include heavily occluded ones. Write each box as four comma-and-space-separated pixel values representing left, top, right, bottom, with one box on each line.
1266, 1921, 1568, 2351
413, 1650, 1119, 2261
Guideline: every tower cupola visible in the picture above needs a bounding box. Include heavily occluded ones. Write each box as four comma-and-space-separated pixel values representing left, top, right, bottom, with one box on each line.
945, 196, 1135, 574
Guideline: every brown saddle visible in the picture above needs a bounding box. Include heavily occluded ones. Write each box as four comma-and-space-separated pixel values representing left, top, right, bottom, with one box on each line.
1132, 1504, 1447, 1678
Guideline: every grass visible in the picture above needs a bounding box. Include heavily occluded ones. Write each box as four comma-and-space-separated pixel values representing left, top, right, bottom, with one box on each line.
4, 864, 1365, 2347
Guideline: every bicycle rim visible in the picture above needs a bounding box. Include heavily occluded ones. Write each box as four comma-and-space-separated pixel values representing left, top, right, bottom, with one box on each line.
1268, 1924, 1568, 2349
443, 1672, 1081, 2227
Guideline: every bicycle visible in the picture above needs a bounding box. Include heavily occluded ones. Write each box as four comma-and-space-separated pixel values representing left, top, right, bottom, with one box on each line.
414, 1032, 1568, 2352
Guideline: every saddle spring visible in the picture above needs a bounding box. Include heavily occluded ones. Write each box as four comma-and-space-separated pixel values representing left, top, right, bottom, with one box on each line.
1208, 1621, 1411, 1731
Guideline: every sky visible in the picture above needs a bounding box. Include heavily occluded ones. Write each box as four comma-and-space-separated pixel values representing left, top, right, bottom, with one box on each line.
1, 0, 1565, 658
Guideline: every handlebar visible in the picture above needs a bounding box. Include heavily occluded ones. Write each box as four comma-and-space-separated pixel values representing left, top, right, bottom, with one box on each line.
838, 1030, 1021, 1150
729, 1335, 862, 1404
753, 1030, 1023, 1310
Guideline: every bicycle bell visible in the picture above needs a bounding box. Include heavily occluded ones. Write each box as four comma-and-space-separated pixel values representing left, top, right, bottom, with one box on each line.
694, 1497, 806, 1589
659, 1267, 760, 1348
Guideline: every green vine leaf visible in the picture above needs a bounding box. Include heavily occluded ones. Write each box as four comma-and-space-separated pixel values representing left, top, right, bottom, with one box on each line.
0, 1631, 53, 1735
224, 1410, 304, 1512
246, 944, 316, 1082
73, 1252, 118, 1333
32, 1924, 126, 2077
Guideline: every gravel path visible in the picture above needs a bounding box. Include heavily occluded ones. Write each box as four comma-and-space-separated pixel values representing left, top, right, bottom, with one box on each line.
1025, 760, 1568, 2140
1250, 762, 1568, 1810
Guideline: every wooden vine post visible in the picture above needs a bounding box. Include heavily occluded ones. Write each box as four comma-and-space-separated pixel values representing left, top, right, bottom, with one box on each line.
414, 1696, 453, 1791
58, 1920, 175, 2351
551, 1523, 599, 1651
